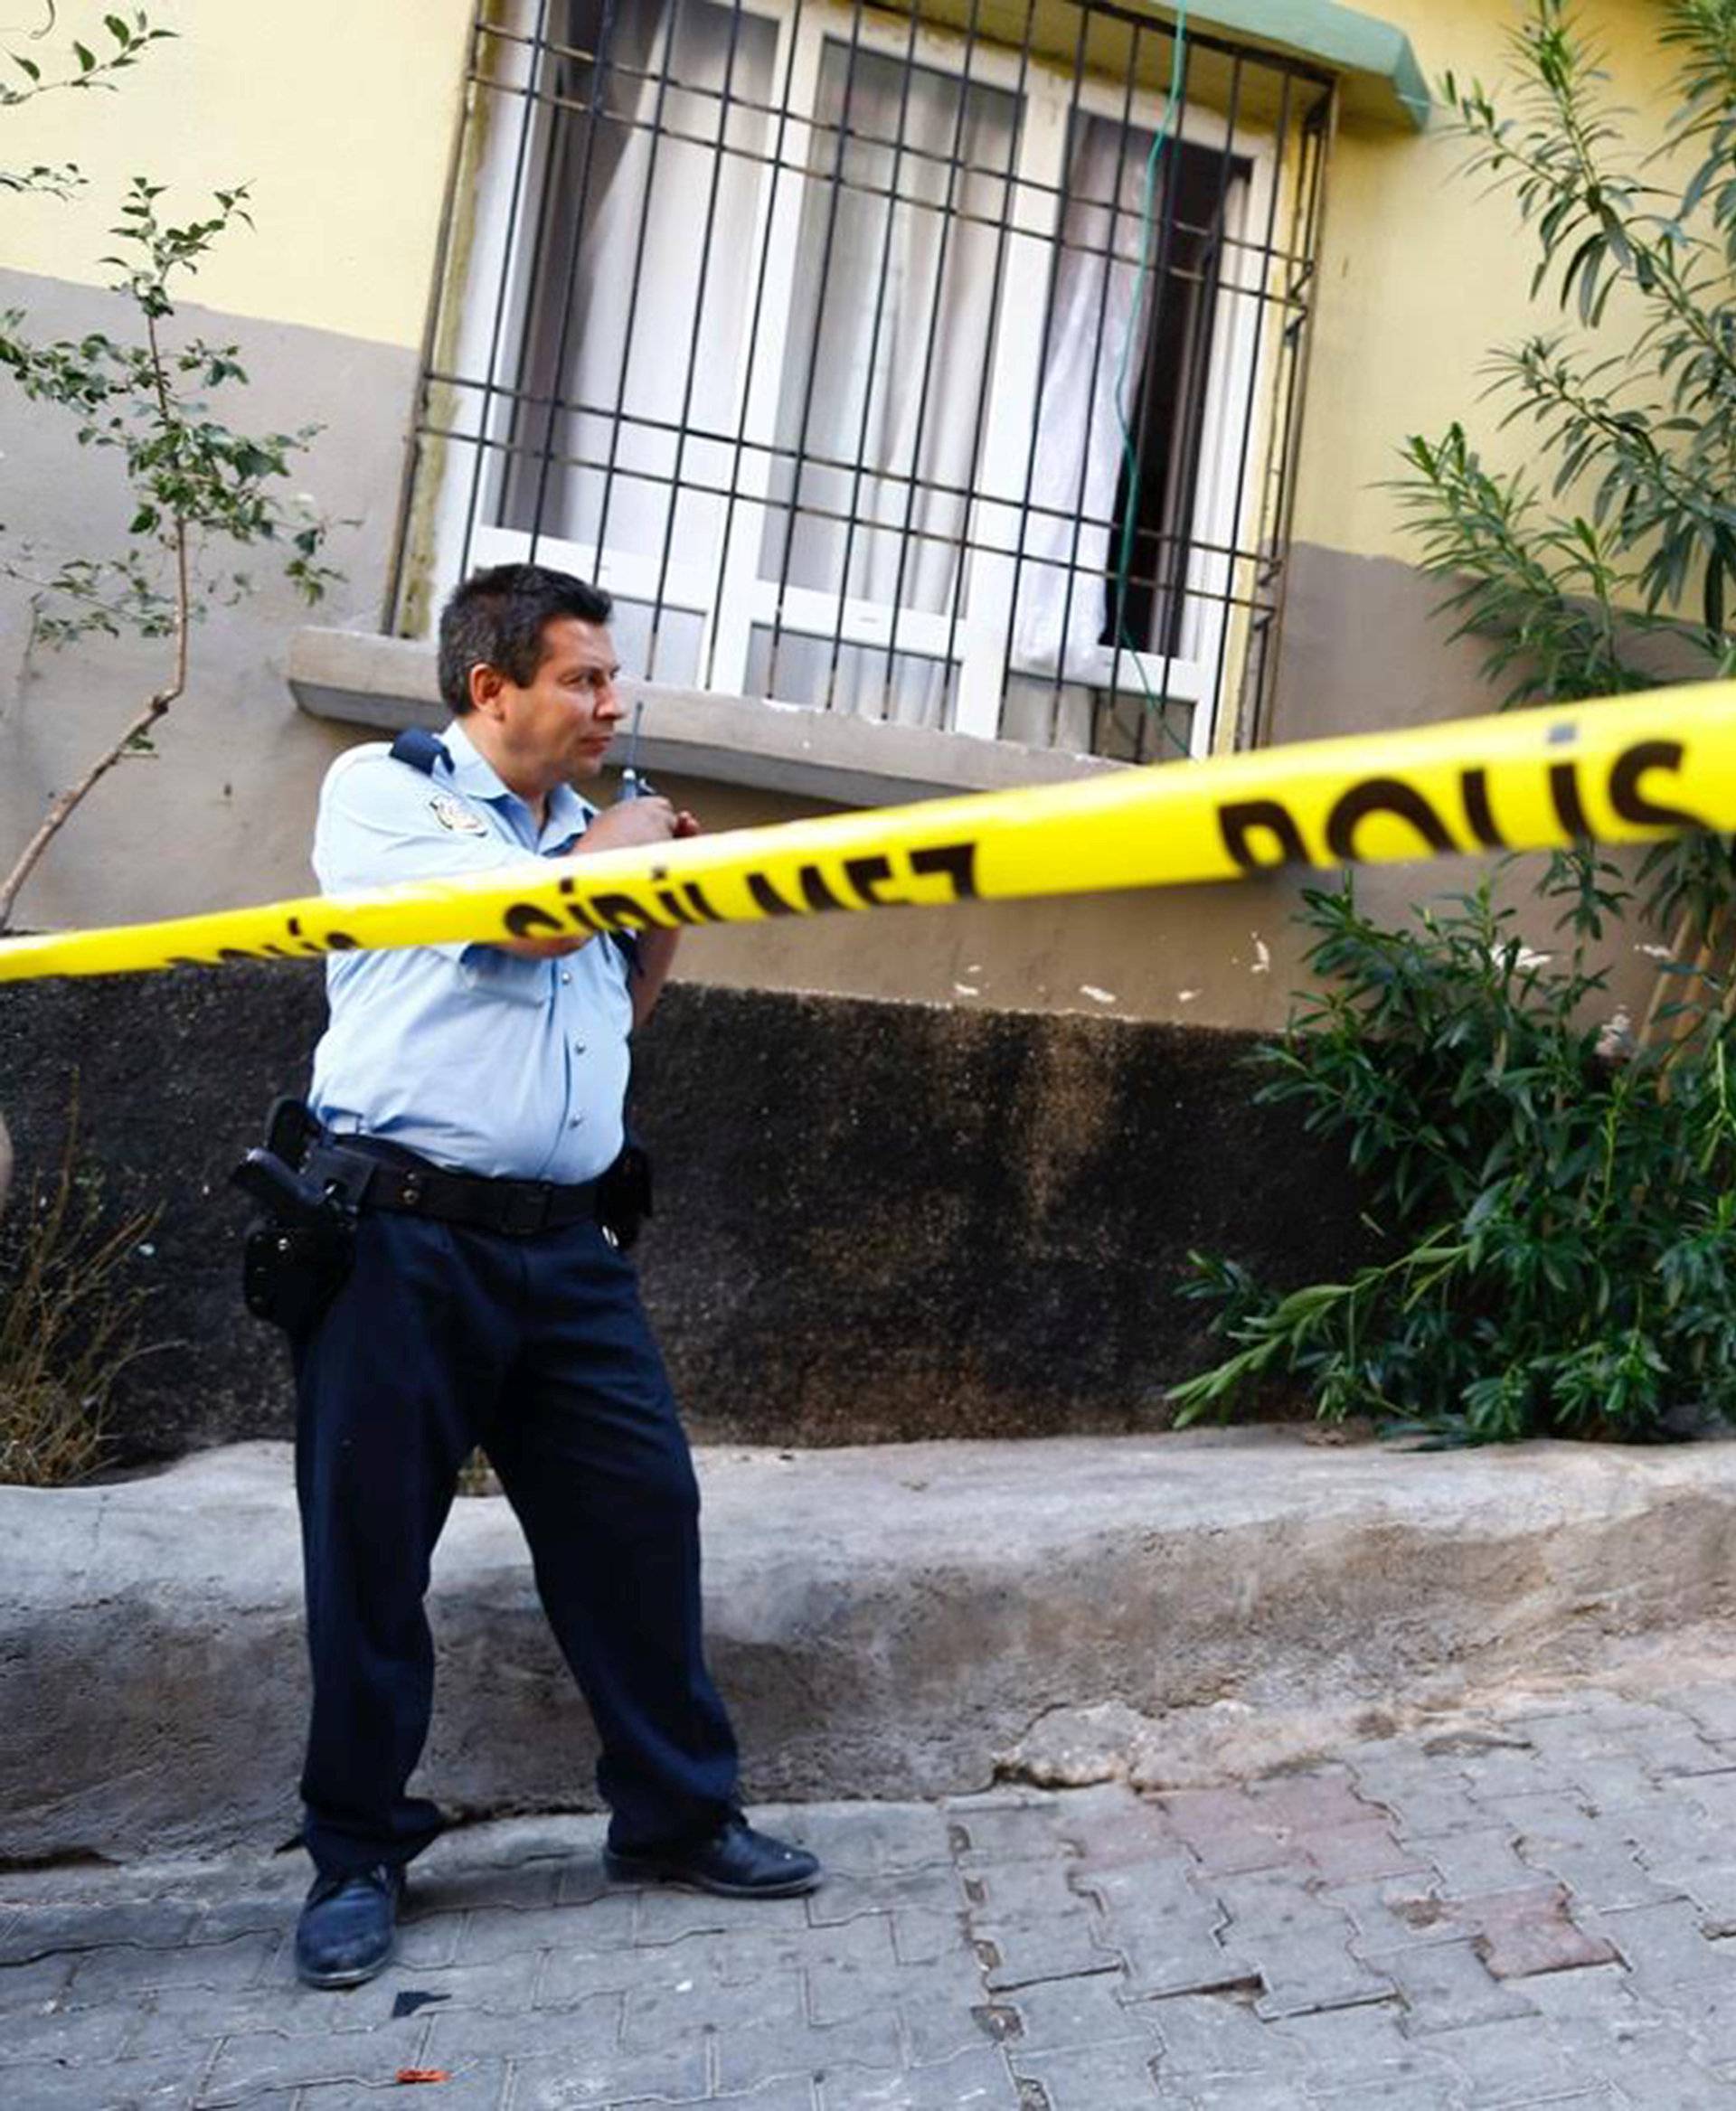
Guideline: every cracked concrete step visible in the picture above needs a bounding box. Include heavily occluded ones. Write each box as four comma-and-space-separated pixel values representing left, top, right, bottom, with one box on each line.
5, 1428, 1736, 1861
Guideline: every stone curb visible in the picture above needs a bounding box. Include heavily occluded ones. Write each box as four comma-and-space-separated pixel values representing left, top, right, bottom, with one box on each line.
5, 1429, 1735, 1862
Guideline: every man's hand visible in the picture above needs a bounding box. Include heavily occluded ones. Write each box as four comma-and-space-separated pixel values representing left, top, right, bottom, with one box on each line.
578, 796, 688, 854
581, 797, 703, 1026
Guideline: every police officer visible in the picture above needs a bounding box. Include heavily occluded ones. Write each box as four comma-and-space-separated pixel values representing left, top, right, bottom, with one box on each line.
289, 561, 818, 1990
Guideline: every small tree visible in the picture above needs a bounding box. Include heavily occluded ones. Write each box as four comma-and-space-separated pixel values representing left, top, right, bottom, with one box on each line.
1172, 0, 1736, 1444
0, 6, 338, 929
0, 7, 169, 1233
0, 10, 335, 1477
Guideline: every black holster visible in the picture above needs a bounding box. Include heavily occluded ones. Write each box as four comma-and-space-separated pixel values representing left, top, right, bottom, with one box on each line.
233, 1098, 357, 1336
597, 1137, 653, 1251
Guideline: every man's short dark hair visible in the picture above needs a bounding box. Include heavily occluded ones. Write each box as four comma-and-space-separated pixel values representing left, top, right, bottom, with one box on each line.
438, 563, 613, 715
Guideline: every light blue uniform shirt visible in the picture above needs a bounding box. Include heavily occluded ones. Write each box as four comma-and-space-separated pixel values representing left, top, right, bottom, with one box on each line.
308, 720, 634, 1183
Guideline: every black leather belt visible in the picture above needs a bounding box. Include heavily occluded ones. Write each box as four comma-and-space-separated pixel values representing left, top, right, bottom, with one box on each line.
307, 1137, 600, 1237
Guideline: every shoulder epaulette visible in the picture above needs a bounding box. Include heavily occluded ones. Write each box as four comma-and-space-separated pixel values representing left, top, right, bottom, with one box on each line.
389, 728, 449, 776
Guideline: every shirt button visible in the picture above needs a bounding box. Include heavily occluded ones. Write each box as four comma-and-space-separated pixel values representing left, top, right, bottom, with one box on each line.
569, 1116, 583, 1128
572, 1040, 586, 1054
560, 972, 572, 985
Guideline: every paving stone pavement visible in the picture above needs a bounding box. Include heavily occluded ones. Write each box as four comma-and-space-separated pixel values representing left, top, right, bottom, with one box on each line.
13, 1682, 1736, 2107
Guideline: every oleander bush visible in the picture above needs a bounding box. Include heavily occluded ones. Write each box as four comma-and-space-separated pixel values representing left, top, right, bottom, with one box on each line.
1171, 874, 1736, 1441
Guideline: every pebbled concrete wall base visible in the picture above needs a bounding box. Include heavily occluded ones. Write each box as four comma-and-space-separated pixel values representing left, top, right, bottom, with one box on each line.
6, 1431, 1736, 1864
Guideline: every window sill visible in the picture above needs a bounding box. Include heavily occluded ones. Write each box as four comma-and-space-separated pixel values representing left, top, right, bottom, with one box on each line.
288, 627, 1129, 808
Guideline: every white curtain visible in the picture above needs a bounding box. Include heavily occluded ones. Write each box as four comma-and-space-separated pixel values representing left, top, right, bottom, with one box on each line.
1011, 113, 1157, 677
508, 0, 775, 569
755, 42, 1019, 726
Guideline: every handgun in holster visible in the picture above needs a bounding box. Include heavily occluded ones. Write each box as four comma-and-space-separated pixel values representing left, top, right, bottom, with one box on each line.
231, 1097, 357, 1336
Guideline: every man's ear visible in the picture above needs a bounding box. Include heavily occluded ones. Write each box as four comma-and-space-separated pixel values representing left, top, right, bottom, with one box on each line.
467, 660, 507, 719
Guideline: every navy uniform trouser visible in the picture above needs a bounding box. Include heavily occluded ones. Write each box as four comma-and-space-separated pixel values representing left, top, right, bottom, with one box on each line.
291, 1205, 740, 1879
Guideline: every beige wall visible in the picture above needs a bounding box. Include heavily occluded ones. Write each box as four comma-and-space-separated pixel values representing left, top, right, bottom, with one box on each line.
4, 1, 1677, 559
0, 2, 1687, 1031
1294, 0, 1682, 567
0, 271, 410, 935
0, 0, 473, 350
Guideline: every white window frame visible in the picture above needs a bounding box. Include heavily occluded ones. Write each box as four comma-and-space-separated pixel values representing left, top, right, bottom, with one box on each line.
430, 0, 1278, 760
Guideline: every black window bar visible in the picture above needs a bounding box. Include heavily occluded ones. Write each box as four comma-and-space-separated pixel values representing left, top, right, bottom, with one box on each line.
394, 0, 1334, 766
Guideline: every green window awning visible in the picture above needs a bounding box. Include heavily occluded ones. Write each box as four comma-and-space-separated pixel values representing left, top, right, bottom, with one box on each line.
1145, 0, 1429, 129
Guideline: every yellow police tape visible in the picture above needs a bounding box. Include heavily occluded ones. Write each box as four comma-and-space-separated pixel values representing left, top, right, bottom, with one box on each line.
0, 681, 1731, 983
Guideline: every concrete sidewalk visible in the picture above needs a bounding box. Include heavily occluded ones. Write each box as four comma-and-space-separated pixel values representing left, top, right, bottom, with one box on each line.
11, 1432, 1736, 1862
10, 1675, 1736, 2107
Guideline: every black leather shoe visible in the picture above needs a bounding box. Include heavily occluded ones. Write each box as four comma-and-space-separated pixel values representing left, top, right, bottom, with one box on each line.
294, 1864, 404, 1988
605, 1814, 821, 1899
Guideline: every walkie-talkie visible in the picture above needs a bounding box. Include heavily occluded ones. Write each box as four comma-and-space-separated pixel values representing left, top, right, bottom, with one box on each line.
618, 702, 654, 803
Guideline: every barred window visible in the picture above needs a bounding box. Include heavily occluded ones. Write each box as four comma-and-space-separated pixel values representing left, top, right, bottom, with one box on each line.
401, 0, 1330, 764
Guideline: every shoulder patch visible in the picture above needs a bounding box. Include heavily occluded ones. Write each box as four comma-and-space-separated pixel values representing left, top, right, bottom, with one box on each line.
429, 791, 489, 836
